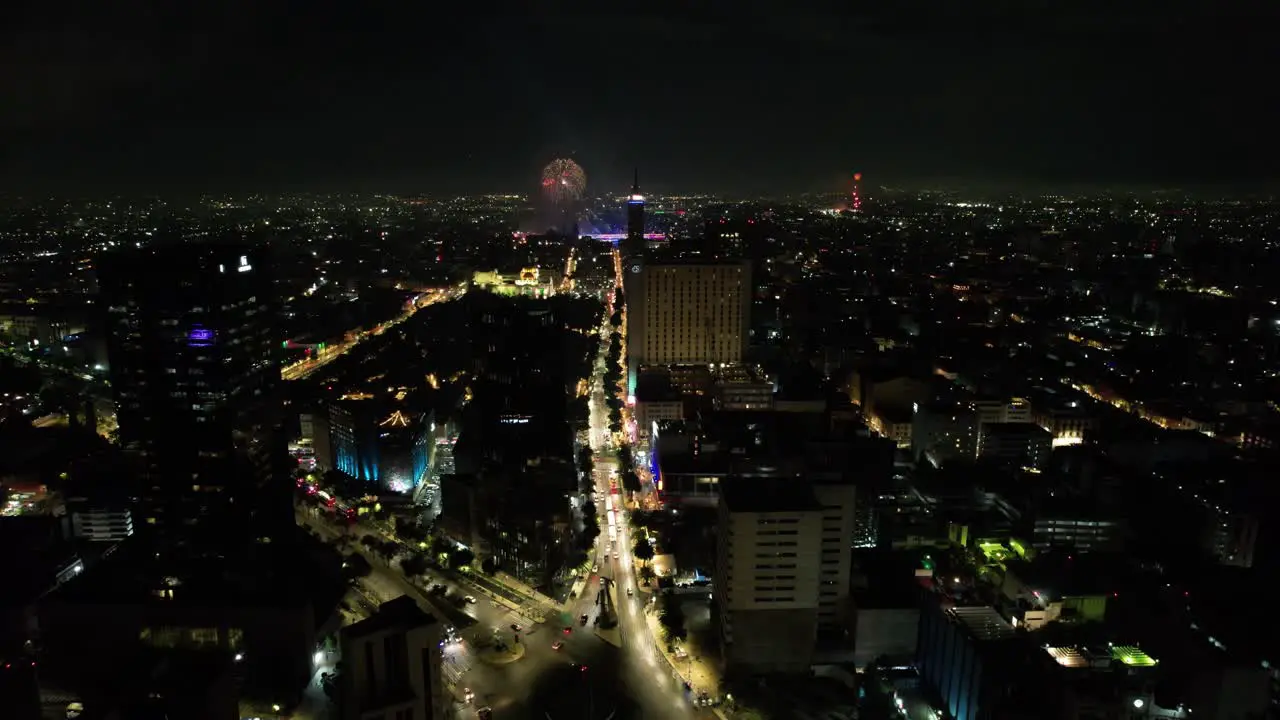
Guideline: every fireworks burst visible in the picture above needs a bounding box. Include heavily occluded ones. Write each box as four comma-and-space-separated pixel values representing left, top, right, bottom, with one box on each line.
541, 159, 586, 205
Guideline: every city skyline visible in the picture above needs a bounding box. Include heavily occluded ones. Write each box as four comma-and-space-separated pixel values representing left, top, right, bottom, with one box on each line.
4, 170, 1280, 719
2, 7, 1276, 194
4, 7, 1280, 720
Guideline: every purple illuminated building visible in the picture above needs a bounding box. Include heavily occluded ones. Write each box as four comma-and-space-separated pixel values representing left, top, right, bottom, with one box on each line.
187, 327, 214, 346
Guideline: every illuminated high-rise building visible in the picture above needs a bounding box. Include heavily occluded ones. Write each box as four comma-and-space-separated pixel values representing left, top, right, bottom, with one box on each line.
715, 475, 856, 672
623, 259, 751, 395
624, 169, 645, 257
98, 243, 288, 545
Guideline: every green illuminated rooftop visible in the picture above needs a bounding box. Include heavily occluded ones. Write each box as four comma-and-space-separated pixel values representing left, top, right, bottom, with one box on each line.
978, 538, 1033, 564
1110, 645, 1158, 666
979, 542, 1009, 563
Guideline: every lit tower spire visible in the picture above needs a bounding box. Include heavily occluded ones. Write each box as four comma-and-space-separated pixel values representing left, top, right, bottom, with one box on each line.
625, 168, 645, 256
852, 172, 863, 213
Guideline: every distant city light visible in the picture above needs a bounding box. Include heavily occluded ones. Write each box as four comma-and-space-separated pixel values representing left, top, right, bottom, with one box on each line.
581, 233, 666, 242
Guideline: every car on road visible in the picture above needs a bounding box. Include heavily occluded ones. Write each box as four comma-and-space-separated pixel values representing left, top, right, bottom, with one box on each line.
464, 595, 477, 604
563, 626, 572, 634
477, 708, 492, 720
626, 587, 633, 596
552, 641, 564, 650
591, 564, 599, 573
579, 614, 589, 626
464, 688, 475, 703
510, 623, 522, 632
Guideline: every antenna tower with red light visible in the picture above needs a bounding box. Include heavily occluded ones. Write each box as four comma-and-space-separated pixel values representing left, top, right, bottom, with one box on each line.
851, 172, 863, 213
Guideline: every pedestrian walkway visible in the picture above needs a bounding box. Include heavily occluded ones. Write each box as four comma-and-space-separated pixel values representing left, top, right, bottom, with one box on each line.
466, 570, 561, 618
493, 571, 559, 607
446, 569, 555, 626
643, 604, 722, 703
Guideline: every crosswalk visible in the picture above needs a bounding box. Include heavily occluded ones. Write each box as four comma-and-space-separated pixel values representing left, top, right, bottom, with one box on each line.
442, 651, 472, 686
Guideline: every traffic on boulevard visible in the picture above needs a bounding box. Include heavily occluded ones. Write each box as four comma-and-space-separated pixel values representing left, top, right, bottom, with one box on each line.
281, 287, 460, 382
289, 271, 715, 719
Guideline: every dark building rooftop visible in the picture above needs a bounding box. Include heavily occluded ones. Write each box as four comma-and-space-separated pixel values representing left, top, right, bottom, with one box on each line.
0, 516, 79, 609
850, 549, 929, 609
1006, 551, 1127, 599
75, 650, 238, 720
696, 409, 828, 454
947, 605, 1018, 642
345, 596, 436, 639
46, 536, 312, 609
982, 421, 1052, 438
720, 476, 823, 514
634, 370, 681, 403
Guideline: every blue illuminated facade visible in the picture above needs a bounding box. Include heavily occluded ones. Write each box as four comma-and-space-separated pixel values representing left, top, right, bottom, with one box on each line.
326, 399, 434, 493
410, 429, 430, 491
916, 599, 1029, 720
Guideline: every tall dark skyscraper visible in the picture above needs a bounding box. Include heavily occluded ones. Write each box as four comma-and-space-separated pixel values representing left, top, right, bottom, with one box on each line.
98, 243, 288, 546
625, 169, 645, 258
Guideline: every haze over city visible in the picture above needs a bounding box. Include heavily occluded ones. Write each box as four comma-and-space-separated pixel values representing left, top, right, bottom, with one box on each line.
3, 6, 1276, 194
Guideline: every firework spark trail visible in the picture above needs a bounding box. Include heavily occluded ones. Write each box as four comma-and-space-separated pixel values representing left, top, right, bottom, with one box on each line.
541, 158, 586, 204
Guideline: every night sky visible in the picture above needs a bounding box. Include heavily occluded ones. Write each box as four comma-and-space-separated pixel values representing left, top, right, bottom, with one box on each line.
2, 4, 1275, 194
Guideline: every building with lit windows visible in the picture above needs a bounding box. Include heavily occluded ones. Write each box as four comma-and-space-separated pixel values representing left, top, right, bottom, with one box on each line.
98, 243, 287, 543
977, 422, 1053, 469
631, 365, 776, 440
1032, 403, 1098, 447
715, 477, 823, 673
0, 304, 86, 348
434, 292, 582, 589
623, 260, 751, 395
67, 504, 134, 542
973, 398, 1032, 426
442, 409, 577, 590
912, 401, 979, 467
